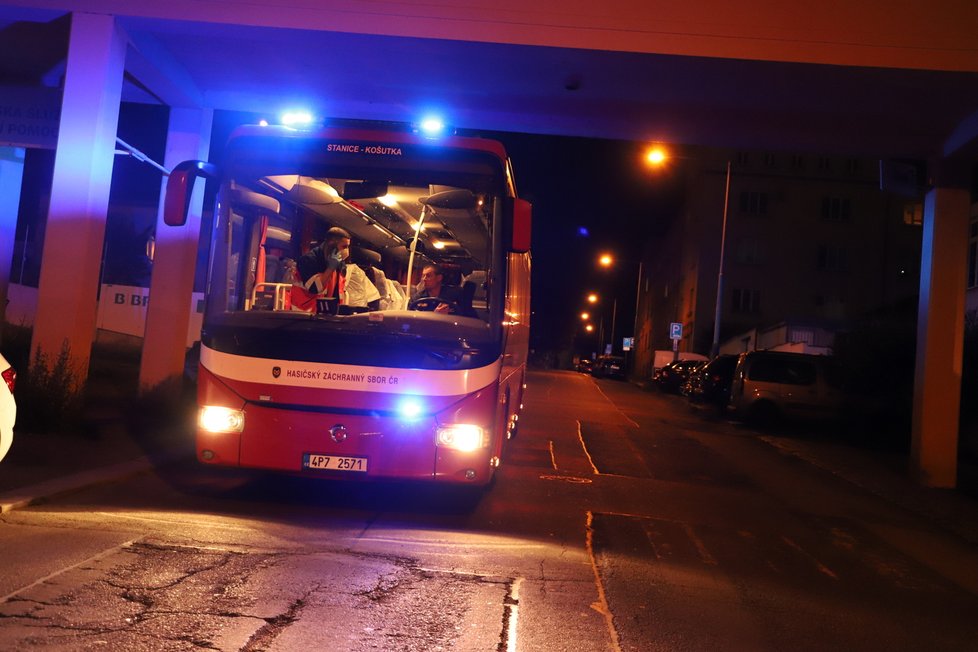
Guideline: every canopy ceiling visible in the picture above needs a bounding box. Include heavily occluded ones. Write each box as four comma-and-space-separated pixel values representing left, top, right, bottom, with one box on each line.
1, 3, 977, 161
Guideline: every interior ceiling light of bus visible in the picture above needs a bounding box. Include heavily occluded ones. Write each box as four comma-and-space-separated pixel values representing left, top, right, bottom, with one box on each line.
253, 175, 481, 263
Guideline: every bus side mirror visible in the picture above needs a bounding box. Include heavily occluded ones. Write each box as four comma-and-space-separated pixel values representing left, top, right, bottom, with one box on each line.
164, 160, 218, 226
512, 198, 531, 252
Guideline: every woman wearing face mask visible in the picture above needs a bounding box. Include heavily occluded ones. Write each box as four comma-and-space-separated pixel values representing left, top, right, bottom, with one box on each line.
296, 227, 352, 298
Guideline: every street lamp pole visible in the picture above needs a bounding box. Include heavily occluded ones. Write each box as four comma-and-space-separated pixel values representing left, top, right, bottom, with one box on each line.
711, 160, 732, 358
609, 297, 617, 354
598, 315, 605, 353
631, 259, 643, 351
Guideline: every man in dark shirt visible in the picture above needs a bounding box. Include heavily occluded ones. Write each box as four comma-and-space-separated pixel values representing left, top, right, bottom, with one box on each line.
411, 263, 462, 314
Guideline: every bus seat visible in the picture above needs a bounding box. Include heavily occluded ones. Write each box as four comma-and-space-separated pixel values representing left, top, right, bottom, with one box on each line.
461, 270, 488, 316
348, 247, 383, 302
349, 246, 382, 268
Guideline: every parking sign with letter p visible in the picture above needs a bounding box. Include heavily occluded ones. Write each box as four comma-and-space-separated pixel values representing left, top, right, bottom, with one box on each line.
670, 322, 683, 340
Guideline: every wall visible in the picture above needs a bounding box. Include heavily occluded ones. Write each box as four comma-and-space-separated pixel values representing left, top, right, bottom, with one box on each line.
6, 282, 203, 347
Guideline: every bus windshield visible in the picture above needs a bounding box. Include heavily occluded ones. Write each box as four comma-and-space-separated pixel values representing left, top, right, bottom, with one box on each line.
204, 131, 508, 354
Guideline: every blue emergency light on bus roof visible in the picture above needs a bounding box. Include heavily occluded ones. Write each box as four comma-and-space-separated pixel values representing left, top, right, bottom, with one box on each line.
418, 115, 446, 137
280, 110, 315, 127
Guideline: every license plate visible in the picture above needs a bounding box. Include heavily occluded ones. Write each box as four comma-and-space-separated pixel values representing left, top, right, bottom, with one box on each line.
303, 454, 368, 472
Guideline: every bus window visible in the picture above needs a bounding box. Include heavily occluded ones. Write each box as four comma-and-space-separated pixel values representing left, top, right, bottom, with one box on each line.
216, 172, 496, 322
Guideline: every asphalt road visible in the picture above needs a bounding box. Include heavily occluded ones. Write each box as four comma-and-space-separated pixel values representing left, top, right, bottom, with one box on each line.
1, 370, 977, 651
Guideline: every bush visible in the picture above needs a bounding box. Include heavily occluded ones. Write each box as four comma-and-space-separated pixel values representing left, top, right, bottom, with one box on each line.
16, 341, 84, 433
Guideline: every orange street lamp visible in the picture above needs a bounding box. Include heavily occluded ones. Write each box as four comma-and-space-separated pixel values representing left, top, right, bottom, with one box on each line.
645, 145, 667, 167
598, 253, 613, 267
585, 324, 594, 333
580, 312, 590, 320
587, 293, 598, 304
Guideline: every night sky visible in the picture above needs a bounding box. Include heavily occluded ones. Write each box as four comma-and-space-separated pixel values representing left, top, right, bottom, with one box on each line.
485, 131, 683, 358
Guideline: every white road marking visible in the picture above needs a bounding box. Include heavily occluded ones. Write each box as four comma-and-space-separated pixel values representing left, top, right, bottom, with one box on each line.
585, 511, 623, 652
781, 535, 839, 580
591, 382, 640, 429
507, 576, 523, 652
683, 522, 718, 566
577, 421, 601, 476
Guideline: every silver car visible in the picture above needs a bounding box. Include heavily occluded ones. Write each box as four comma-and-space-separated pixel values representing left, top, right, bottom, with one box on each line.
728, 350, 843, 425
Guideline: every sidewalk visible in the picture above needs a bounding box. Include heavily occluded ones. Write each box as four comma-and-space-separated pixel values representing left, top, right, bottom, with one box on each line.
758, 435, 978, 545
0, 336, 195, 513
645, 377, 978, 546
0, 414, 193, 513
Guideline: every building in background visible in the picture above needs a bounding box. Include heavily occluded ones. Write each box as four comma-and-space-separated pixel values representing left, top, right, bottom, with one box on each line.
633, 147, 925, 378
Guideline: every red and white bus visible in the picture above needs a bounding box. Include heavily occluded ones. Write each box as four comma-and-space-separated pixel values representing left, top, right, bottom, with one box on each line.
164, 123, 531, 487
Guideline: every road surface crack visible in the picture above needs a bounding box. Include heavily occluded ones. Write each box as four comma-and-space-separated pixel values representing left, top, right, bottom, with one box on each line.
239, 589, 316, 652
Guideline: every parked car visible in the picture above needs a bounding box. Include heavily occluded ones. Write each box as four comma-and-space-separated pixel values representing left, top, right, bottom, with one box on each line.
591, 355, 626, 380
655, 358, 705, 394
0, 353, 16, 463
651, 352, 708, 383
679, 360, 709, 395
687, 354, 739, 410
576, 358, 594, 374
727, 350, 843, 425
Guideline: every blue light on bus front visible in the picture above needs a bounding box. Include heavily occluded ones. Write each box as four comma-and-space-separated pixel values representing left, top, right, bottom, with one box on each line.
419, 115, 445, 137
281, 111, 314, 127
398, 397, 424, 419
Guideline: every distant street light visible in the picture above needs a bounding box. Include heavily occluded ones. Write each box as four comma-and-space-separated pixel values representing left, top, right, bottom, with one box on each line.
585, 324, 594, 333
597, 254, 642, 359
580, 312, 590, 321
585, 293, 606, 349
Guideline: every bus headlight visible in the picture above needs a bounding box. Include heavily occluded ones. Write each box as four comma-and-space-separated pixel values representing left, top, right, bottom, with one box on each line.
436, 424, 487, 452
199, 406, 245, 433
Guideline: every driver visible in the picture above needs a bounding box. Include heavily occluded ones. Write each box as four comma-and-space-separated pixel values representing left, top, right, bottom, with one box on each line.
411, 264, 462, 314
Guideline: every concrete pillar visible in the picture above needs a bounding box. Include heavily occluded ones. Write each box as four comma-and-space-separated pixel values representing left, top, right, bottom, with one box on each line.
0, 146, 26, 344
138, 107, 212, 395
911, 186, 970, 488
30, 13, 125, 386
